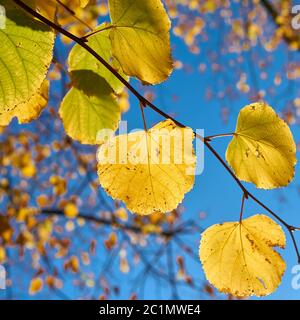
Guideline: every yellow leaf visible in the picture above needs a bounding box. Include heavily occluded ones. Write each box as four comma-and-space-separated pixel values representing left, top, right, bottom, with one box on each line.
27, 0, 57, 20
108, 0, 173, 84
21, 163, 36, 178
79, 0, 90, 8
29, 277, 43, 295
97, 119, 196, 215
36, 194, 50, 208
0, 246, 6, 263
64, 256, 80, 273
0, 80, 49, 126
226, 102, 296, 189
115, 207, 128, 221
27, 0, 90, 20
64, 203, 79, 218
199, 214, 286, 297
50, 175, 67, 196
105, 232, 118, 250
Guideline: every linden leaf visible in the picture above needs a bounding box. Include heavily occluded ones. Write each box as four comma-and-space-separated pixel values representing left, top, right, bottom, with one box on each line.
226, 102, 296, 189
0, 80, 49, 126
0, 0, 54, 114
69, 23, 128, 93
97, 119, 196, 215
64, 203, 79, 219
108, 0, 173, 84
59, 70, 120, 144
199, 214, 286, 297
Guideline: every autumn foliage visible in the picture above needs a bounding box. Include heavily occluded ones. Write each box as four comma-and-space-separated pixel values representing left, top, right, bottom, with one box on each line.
0, 0, 300, 299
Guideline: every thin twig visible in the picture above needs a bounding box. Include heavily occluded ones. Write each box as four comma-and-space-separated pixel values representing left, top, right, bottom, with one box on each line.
204, 133, 235, 142
239, 193, 247, 222
56, 0, 93, 31
81, 24, 115, 40
41, 208, 189, 238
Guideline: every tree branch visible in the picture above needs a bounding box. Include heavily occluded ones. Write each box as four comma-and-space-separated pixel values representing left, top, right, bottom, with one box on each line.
41, 208, 198, 238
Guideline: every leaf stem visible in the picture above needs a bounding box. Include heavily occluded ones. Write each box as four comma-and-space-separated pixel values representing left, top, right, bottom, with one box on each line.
205, 133, 235, 142
81, 24, 116, 40
239, 193, 247, 222
13, 0, 300, 264
139, 101, 148, 132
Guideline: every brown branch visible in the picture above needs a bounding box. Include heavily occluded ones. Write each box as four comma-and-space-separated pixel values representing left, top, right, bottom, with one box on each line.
13, 0, 300, 263
41, 208, 197, 238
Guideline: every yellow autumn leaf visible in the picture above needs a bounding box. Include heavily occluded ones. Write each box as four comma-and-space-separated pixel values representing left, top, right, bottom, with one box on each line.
79, 0, 90, 8
199, 214, 286, 297
97, 119, 196, 215
29, 277, 43, 295
64, 203, 79, 218
115, 207, 128, 221
27, 0, 57, 20
21, 162, 36, 178
105, 232, 118, 250
26, 0, 89, 20
0, 246, 6, 263
0, 80, 49, 126
226, 102, 296, 189
108, 0, 173, 84
65, 255, 80, 273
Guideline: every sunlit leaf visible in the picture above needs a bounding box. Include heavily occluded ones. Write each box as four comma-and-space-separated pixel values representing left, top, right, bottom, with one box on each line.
79, 0, 90, 8
26, 0, 57, 20
0, 80, 49, 126
226, 102, 296, 189
69, 23, 128, 93
97, 119, 196, 215
108, 0, 173, 84
59, 70, 120, 144
0, 1, 54, 114
199, 214, 286, 297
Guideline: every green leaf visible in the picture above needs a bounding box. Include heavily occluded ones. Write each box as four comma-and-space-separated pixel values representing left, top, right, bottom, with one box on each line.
0, 0, 54, 114
108, 0, 173, 85
69, 23, 128, 94
59, 70, 120, 145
